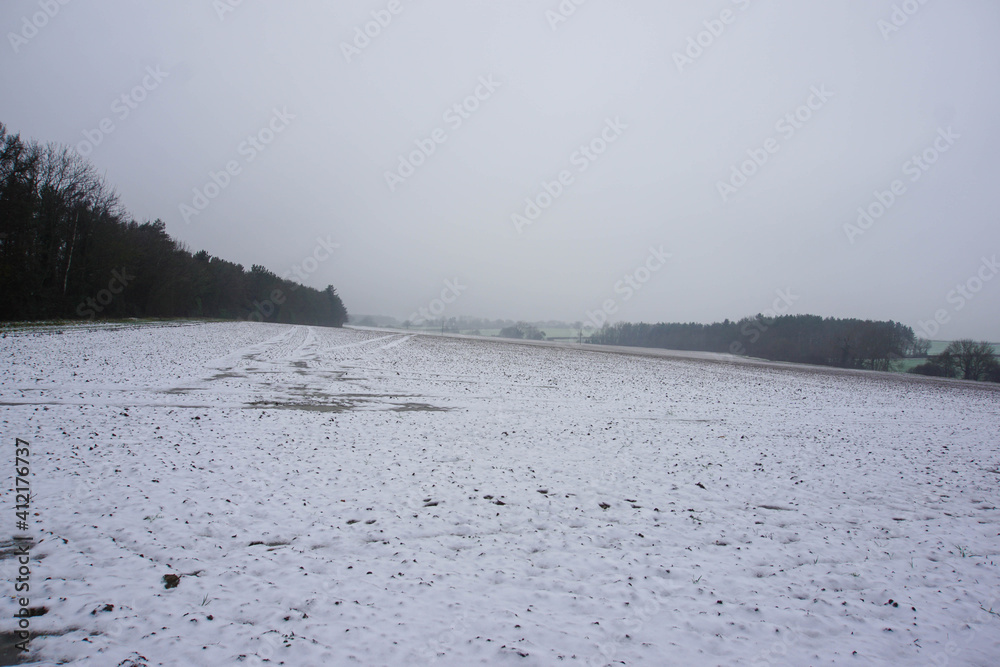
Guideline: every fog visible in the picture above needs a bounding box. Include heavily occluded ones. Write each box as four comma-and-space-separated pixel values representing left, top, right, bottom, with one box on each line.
3, 0, 998, 338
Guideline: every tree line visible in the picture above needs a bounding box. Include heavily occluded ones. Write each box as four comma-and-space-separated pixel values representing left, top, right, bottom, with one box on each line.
911, 340, 999, 382
498, 323, 546, 340
587, 315, 920, 371
0, 122, 347, 326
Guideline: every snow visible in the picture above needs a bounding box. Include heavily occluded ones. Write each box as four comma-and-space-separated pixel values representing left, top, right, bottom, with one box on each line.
2, 321, 999, 666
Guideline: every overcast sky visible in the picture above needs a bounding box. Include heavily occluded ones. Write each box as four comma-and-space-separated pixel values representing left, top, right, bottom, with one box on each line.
3, 1, 999, 339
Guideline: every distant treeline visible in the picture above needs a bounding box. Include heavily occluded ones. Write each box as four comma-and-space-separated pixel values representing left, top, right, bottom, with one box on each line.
0, 122, 347, 326
588, 315, 919, 370
911, 340, 1000, 382
394, 315, 576, 331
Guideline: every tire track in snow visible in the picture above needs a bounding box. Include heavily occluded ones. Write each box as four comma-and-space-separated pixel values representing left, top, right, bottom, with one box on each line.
163, 326, 300, 393
377, 334, 414, 350
323, 333, 399, 351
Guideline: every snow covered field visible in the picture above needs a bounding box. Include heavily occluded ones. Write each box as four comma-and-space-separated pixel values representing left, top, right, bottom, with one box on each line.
2, 321, 999, 666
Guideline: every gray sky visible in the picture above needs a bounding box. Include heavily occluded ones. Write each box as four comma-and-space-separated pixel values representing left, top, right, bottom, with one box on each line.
3, 0, 999, 339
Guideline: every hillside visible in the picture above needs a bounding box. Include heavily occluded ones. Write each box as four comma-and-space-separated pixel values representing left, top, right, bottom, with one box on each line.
2, 321, 998, 664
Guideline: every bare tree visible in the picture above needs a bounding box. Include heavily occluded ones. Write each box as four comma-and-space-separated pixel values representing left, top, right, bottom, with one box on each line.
910, 337, 931, 357
943, 340, 997, 381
